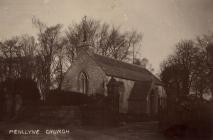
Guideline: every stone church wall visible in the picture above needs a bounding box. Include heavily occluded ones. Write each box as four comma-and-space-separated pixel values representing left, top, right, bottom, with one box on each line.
62, 52, 107, 95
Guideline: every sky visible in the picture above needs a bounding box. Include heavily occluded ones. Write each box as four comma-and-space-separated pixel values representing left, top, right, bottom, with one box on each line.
0, 0, 213, 72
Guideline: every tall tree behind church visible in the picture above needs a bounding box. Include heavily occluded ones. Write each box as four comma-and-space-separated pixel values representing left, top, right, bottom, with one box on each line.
65, 17, 142, 62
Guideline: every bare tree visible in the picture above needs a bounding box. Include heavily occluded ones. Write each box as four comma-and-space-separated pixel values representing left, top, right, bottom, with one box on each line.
0, 35, 39, 79
161, 40, 200, 97
127, 30, 143, 63
174, 40, 200, 96
32, 17, 63, 97
65, 16, 142, 62
196, 33, 213, 99
16, 35, 38, 79
0, 37, 19, 78
52, 38, 70, 90
65, 16, 100, 62
161, 39, 212, 100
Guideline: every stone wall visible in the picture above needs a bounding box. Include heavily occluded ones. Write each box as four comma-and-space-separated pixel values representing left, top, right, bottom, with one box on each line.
62, 51, 107, 95
35, 106, 81, 126
11, 104, 115, 126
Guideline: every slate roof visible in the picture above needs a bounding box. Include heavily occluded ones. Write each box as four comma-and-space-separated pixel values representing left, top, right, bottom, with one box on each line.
90, 53, 162, 85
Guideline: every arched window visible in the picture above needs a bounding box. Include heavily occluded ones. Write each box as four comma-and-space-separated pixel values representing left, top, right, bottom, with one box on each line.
78, 72, 88, 94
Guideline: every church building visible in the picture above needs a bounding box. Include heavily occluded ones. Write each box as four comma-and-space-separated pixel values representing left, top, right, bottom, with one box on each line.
61, 47, 166, 116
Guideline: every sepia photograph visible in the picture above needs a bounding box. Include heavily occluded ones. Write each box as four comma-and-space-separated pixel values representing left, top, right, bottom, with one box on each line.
0, 0, 213, 139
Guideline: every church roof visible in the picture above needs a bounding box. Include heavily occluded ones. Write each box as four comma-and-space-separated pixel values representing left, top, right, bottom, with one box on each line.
90, 53, 162, 85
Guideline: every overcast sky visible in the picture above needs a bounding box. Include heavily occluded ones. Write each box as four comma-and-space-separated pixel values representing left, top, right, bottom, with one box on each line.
0, 0, 213, 72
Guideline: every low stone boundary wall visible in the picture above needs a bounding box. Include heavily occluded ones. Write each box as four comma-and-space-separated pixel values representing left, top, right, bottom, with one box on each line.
35, 106, 81, 126
14, 105, 82, 126
6, 105, 118, 126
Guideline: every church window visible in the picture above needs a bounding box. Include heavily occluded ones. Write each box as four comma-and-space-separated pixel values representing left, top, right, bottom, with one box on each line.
78, 72, 88, 94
